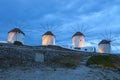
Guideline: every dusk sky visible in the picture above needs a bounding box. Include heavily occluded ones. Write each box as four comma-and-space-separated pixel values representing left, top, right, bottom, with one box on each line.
0, 0, 120, 53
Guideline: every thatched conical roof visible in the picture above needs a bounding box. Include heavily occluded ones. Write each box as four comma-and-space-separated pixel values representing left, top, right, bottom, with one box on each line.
72, 32, 84, 38
42, 31, 55, 36
8, 28, 25, 35
98, 40, 111, 45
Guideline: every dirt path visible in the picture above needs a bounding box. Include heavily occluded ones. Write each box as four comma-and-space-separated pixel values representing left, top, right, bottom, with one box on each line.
0, 65, 120, 80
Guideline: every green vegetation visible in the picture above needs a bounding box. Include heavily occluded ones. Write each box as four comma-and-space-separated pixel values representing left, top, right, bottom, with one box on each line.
87, 55, 120, 69
52, 55, 82, 68
14, 41, 23, 46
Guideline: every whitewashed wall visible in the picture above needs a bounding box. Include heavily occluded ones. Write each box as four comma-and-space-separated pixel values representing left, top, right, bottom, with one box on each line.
42, 35, 55, 45
98, 44, 111, 53
8, 32, 24, 44
72, 35, 86, 48
8, 32, 16, 43
80, 47, 96, 52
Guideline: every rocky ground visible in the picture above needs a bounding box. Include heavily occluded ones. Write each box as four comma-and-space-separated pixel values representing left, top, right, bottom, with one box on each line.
0, 64, 120, 80
0, 44, 120, 80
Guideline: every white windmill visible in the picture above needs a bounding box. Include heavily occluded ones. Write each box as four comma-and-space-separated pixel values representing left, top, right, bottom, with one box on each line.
70, 24, 96, 52
98, 40, 111, 53
98, 30, 120, 53
72, 32, 85, 48
39, 23, 60, 46
8, 27, 25, 44
42, 31, 55, 45
7, 21, 31, 45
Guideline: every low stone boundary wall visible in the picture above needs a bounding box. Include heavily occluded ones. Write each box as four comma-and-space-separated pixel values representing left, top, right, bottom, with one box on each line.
0, 47, 35, 61
0, 43, 114, 63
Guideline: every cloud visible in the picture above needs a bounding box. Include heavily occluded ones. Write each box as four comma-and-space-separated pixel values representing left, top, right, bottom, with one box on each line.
0, 0, 120, 52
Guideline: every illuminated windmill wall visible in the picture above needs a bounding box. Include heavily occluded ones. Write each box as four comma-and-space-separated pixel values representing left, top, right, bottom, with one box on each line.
69, 24, 93, 48
42, 31, 55, 45
97, 30, 120, 53
8, 28, 25, 44
38, 23, 60, 46
98, 40, 111, 53
72, 32, 86, 48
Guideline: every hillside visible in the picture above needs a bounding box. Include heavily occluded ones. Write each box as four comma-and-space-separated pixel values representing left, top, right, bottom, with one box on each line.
0, 43, 120, 80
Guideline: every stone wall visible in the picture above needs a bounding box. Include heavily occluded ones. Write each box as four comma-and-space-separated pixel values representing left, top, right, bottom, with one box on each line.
0, 43, 64, 62
0, 46, 35, 61
0, 43, 101, 62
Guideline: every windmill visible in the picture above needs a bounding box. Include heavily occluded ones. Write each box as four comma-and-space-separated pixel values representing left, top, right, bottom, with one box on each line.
8, 27, 25, 44
69, 23, 96, 52
69, 24, 93, 46
42, 31, 55, 45
98, 30, 120, 53
6, 21, 33, 45
72, 32, 85, 48
38, 23, 60, 46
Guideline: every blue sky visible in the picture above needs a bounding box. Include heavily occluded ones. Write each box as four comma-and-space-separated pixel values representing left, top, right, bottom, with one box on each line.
0, 0, 120, 53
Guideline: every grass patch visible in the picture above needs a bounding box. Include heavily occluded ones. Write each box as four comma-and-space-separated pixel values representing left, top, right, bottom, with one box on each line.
52, 55, 82, 68
87, 55, 120, 69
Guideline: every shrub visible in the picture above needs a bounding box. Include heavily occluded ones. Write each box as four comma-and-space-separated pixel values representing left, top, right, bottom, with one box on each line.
14, 41, 23, 46
87, 55, 120, 69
